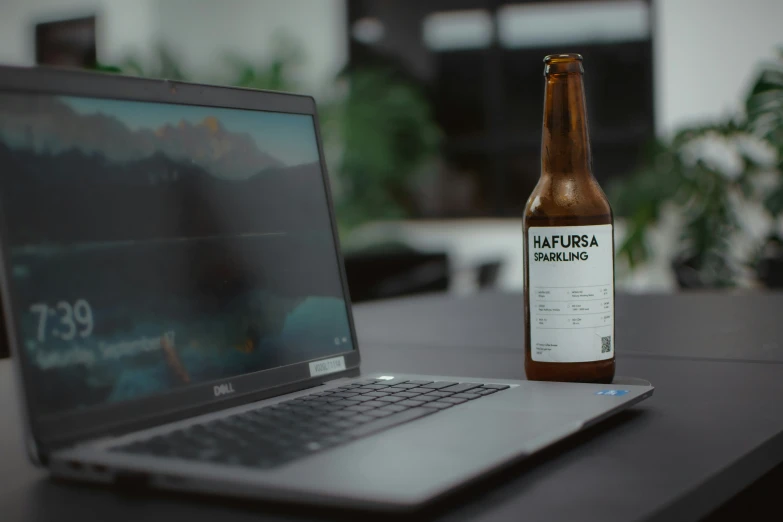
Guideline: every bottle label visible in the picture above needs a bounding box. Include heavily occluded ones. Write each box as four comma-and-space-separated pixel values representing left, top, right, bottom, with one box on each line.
527, 224, 614, 362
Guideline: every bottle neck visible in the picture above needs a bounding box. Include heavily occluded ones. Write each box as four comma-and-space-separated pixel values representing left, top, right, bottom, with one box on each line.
541, 71, 592, 176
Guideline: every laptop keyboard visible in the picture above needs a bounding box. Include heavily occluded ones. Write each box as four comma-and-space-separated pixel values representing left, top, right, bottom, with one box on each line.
110, 378, 510, 469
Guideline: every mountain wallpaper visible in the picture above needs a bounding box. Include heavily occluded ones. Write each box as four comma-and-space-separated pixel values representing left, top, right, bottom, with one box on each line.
0, 93, 352, 415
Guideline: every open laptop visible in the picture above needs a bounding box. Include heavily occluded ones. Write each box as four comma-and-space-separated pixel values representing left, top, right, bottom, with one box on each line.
0, 66, 653, 511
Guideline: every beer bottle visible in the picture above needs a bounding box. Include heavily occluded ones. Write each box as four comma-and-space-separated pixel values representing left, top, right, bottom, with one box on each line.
523, 54, 615, 383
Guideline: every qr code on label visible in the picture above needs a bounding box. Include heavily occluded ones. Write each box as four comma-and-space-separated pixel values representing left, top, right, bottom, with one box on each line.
601, 336, 612, 353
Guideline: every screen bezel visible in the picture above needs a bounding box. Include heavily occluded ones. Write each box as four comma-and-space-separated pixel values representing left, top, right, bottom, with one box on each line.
0, 65, 361, 458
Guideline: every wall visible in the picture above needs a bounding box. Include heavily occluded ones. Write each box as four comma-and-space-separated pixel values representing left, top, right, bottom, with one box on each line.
2, 0, 780, 126
154, 0, 348, 93
0, 0, 347, 94
654, 0, 783, 135
0, 0, 158, 67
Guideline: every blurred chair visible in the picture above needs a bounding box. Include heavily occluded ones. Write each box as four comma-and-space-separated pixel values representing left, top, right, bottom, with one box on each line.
476, 261, 501, 289
0, 303, 7, 358
757, 236, 783, 289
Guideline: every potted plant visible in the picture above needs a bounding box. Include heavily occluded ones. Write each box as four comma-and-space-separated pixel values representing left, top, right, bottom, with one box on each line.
610, 50, 783, 288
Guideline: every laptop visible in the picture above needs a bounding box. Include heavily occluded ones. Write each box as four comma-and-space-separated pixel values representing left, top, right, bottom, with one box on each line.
0, 65, 653, 511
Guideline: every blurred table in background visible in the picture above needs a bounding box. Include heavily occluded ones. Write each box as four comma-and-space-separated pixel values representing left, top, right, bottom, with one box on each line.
346, 218, 678, 296
347, 219, 524, 295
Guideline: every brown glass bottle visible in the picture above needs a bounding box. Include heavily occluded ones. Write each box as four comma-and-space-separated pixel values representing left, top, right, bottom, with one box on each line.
523, 54, 615, 383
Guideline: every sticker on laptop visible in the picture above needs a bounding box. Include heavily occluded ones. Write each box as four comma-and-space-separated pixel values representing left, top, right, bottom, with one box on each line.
309, 356, 346, 377
595, 389, 629, 396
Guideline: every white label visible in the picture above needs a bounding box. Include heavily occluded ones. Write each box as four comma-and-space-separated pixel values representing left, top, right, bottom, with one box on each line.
527, 224, 614, 362
308, 356, 346, 377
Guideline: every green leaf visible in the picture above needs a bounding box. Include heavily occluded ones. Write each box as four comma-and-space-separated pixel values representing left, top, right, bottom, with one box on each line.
616, 204, 655, 267
330, 68, 440, 228
746, 54, 783, 145
92, 63, 122, 74
156, 45, 186, 80
613, 50, 782, 286
764, 183, 783, 216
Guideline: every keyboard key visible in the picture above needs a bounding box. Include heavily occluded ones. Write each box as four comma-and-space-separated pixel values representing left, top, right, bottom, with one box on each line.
428, 391, 455, 398
346, 408, 435, 438
332, 410, 358, 418
365, 409, 394, 418
290, 407, 319, 417
438, 397, 468, 405
297, 399, 323, 407
416, 395, 442, 402
328, 392, 355, 399
364, 384, 392, 390
324, 396, 350, 403
379, 404, 407, 413
351, 395, 377, 402
420, 382, 458, 390
345, 405, 374, 412
397, 400, 426, 407
362, 401, 387, 408
423, 402, 454, 409
451, 393, 482, 400
478, 389, 498, 395
389, 383, 420, 390
377, 396, 404, 403
481, 384, 510, 390
332, 400, 361, 407
443, 383, 483, 393
365, 391, 391, 397
405, 380, 435, 385
393, 391, 422, 398
285, 404, 313, 413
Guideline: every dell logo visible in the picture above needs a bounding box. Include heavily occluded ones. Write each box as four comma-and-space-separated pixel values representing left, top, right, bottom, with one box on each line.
213, 383, 235, 397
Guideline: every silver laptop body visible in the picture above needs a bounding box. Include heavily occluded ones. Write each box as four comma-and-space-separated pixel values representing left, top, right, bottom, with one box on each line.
0, 66, 653, 511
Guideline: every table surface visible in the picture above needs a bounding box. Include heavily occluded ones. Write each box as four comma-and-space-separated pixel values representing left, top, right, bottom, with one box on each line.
2, 292, 783, 522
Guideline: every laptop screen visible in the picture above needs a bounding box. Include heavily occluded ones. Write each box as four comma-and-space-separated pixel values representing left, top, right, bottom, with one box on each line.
0, 93, 354, 418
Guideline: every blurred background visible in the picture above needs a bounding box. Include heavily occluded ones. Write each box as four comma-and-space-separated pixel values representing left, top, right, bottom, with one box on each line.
1, 0, 782, 302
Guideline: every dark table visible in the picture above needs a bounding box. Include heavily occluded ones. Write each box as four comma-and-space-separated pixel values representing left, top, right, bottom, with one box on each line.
2, 292, 783, 522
